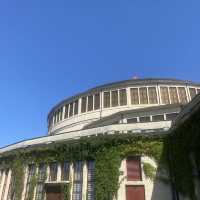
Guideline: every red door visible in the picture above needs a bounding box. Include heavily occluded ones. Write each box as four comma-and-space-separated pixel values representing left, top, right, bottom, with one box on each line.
126, 185, 145, 200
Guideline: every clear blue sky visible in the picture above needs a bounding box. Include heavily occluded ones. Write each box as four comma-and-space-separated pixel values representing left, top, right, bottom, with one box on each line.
0, 0, 200, 147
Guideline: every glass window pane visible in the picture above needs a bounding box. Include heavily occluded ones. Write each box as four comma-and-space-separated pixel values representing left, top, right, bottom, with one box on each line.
61, 162, 70, 181
160, 87, 170, 104
87, 161, 95, 200
73, 161, 83, 200
74, 100, 79, 115
148, 87, 158, 104
88, 95, 94, 111
189, 88, 197, 99
139, 88, 148, 104
69, 103, 74, 117
127, 118, 137, 124
104, 92, 110, 108
178, 87, 188, 104
111, 90, 118, 107
166, 113, 178, 121
139, 116, 151, 122
119, 89, 127, 106
197, 89, 200, 94
81, 97, 87, 113
152, 115, 164, 121
94, 93, 100, 110
169, 87, 179, 104
49, 163, 58, 181
64, 104, 69, 119
130, 88, 139, 105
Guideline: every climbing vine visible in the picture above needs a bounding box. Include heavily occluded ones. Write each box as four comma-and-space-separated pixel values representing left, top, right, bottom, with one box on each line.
0, 133, 167, 200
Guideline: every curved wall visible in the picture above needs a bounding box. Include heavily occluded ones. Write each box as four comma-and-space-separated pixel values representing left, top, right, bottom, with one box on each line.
48, 79, 200, 135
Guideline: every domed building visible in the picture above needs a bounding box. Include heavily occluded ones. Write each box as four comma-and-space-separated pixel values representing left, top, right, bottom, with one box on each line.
0, 78, 200, 200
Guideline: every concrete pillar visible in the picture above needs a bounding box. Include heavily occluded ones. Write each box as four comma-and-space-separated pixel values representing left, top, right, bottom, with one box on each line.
2, 169, 12, 200
21, 165, 28, 200
82, 162, 87, 200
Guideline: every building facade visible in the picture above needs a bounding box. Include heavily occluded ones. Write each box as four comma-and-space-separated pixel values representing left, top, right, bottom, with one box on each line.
0, 78, 200, 200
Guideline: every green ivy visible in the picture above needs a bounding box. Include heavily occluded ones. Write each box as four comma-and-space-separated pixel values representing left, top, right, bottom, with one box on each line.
143, 162, 156, 180
0, 134, 167, 200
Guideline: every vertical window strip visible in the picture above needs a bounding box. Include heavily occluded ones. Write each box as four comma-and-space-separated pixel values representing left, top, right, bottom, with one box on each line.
35, 164, 47, 200
130, 88, 139, 105
94, 93, 100, 110
139, 88, 148, 104
148, 87, 158, 104
49, 163, 58, 182
59, 107, 63, 121
81, 97, 87, 113
61, 162, 70, 181
74, 100, 79, 115
111, 90, 119, 107
160, 87, 170, 104
64, 104, 69, 119
178, 87, 188, 104
119, 89, 127, 106
103, 92, 110, 108
88, 95, 94, 111
25, 164, 36, 200
69, 103, 74, 117
189, 88, 197, 99
87, 161, 95, 200
169, 87, 179, 104
197, 89, 200, 94
72, 161, 83, 200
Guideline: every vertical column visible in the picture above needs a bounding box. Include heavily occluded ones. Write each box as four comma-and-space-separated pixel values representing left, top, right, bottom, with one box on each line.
21, 165, 29, 200
57, 163, 62, 182
33, 166, 39, 200
156, 85, 161, 105
62, 106, 66, 120
82, 162, 87, 200
70, 163, 74, 200
0, 171, 6, 200
126, 88, 131, 107
2, 169, 12, 200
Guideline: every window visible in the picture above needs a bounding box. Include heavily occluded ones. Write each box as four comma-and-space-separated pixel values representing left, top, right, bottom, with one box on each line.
74, 100, 79, 115
152, 115, 164, 122
139, 116, 151, 123
111, 90, 118, 107
166, 113, 178, 121
59, 107, 63, 121
148, 87, 158, 104
61, 162, 70, 181
119, 89, 127, 106
169, 87, 179, 104
160, 87, 170, 104
64, 104, 69, 119
72, 161, 83, 200
197, 89, 200, 94
178, 87, 188, 104
88, 95, 94, 111
127, 118, 137, 124
25, 165, 36, 200
69, 103, 74, 117
139, 88, 148, 104
126, 157, 141, 181
81, 97, 87, 113
94, 93, 100, 110
189, 88, 197, 99
103, 92, 110, 108
35, 164, 47, 200
130, 88, 139, 105
49, 163, 58, 181
87, 161, 95, 200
